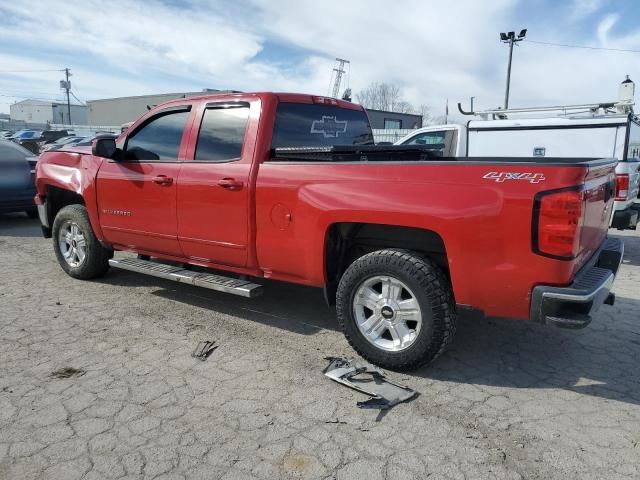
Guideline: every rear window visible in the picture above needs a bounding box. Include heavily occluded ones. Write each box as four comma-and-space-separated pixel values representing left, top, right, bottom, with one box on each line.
272, 103, 373, 148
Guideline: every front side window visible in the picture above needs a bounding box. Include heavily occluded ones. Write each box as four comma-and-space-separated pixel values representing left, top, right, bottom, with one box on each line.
402, 130, 457, 156
404, 131, 445, 145
125, 110, 190, 161
195, 106, 249, 161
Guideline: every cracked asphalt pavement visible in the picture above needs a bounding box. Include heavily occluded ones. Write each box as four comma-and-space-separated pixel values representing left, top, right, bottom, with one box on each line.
1, 214, 639, 479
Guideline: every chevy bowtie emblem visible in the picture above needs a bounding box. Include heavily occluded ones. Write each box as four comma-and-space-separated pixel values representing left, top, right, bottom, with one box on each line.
310, 116, 348, 138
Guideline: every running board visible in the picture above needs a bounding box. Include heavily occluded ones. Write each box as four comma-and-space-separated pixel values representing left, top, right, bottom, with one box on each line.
108, 258, 263, 298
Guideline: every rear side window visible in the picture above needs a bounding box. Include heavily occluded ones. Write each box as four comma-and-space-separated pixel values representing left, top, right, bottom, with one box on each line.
272, 103, 374, 148
195, 106, 249, 161
125, 110, 190, 161
626, 120, 640, 161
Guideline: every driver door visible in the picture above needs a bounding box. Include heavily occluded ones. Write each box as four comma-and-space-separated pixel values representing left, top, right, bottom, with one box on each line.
96, 106, 192, 256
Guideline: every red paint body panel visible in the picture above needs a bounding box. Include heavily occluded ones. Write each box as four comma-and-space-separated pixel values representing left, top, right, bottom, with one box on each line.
35, 92, 617, 322
96, 162, 183, 257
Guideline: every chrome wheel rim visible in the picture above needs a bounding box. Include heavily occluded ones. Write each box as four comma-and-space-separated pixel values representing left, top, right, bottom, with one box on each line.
353, 275, 422, 352
58, 221, 87, 268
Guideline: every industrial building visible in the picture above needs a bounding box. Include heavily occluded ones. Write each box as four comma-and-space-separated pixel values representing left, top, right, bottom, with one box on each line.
87, 90, 227, 125
364, 108, 422, 130
10, 99, 88, 125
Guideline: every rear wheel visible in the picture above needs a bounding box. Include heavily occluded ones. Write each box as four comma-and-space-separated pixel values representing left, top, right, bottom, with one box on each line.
52, 204, 110, 279
336, 249, 456, 370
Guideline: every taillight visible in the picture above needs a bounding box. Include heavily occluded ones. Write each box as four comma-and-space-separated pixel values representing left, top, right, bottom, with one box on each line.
533, 188, 585, 259
615, 174, 629, 200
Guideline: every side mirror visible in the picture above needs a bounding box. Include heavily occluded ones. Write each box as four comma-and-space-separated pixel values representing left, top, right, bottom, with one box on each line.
92, 137, 117, 159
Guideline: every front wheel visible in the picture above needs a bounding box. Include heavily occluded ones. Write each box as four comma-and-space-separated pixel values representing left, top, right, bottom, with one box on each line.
52, 204, 110, 279
336, 249, 456, 371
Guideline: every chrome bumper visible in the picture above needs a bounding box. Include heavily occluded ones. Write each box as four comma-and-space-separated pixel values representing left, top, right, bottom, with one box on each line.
530, 238, 624, 329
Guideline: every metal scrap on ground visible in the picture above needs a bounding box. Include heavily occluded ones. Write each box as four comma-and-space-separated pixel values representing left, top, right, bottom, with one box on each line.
191, 340, 218, 361
323, 357, 417, 415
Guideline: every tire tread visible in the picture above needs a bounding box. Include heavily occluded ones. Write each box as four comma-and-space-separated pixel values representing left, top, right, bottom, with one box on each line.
336, 248, 456, 370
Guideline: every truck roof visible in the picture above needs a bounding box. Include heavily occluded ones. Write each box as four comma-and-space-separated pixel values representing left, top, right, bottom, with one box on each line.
149, 92, 366, 112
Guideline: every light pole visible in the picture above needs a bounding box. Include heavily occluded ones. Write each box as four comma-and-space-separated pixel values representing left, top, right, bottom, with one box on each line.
500, 29, 526, 109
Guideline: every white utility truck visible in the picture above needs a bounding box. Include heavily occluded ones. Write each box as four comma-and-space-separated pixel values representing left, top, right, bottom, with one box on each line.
397, 77, 640, 230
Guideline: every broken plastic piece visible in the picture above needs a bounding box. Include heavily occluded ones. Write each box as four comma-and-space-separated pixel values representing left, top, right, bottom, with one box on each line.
323, 357, 417, 411
192, 340, 217, 361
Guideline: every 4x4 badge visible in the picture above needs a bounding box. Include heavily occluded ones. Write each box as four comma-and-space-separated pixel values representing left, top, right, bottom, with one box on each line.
483, 172, 546, 184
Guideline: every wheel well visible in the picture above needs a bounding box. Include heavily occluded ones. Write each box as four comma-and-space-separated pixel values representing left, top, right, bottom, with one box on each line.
324, 223, 448, 305
46, 186, 85, 228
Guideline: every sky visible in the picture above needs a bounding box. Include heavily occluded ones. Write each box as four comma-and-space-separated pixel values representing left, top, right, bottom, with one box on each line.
1, 0, 640, 120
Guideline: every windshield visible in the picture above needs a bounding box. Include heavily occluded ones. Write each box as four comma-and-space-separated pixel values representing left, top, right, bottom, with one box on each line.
272, 103, 374, 148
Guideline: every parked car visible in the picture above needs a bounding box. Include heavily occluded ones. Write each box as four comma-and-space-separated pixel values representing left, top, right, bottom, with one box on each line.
35, 92, 622, 370
36, 130, 70, 152
74, 134, 117, 146
396, 114, 640, 231
0, 139, 38, 218
10, 130, 42, 155
40, 136, 87, 152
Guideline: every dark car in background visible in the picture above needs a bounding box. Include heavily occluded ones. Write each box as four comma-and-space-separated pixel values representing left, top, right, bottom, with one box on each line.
40, 135, 86, 152
10, 130, 42, 155
0, 140, 38, 218
36, 130, 70, 152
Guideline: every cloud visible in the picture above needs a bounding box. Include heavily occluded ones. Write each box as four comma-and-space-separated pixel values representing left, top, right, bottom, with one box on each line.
570, 0, 605, 20
0, 0, 639, 121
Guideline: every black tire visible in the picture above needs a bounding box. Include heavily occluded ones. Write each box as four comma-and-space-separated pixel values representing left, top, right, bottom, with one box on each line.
52, 204, 110, 279
25, 207, 38, 219
336, 249, 456, 371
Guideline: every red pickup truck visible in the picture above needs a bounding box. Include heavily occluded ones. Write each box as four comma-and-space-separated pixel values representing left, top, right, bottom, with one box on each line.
35, 92, 624, 370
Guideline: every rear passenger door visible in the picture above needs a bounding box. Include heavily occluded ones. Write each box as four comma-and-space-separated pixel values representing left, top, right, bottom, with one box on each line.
177, 101, 253, 267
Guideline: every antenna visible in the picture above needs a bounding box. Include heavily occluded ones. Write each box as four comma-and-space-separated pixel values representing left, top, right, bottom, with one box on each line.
329, 58, 350, 98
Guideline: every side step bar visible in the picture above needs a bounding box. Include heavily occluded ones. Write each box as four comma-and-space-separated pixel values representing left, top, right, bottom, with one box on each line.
108, 258, 263, 298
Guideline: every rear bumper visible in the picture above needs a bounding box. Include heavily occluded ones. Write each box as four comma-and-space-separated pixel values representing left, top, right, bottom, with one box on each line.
530, 237, 624, 329
611, 203, 639, 230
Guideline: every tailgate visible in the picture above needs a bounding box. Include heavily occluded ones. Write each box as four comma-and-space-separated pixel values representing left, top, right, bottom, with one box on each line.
578, 162, 616, 266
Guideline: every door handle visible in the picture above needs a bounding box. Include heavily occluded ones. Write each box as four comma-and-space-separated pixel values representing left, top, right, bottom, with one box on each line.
217, 178, 244, 190
152, 175, 173, 186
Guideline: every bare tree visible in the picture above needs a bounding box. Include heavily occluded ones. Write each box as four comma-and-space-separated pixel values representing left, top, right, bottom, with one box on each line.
356, 82, 406, 112
356, 82, 440, 127
394, 101, 415, 114
418, 104, 431, 125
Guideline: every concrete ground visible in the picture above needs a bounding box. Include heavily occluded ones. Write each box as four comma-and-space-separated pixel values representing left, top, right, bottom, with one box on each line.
1, 213, 639, 480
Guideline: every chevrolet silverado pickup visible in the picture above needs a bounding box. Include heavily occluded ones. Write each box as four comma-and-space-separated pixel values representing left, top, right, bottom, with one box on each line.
35, 92, 623, 370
